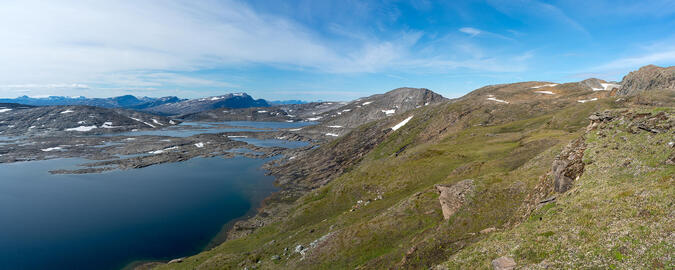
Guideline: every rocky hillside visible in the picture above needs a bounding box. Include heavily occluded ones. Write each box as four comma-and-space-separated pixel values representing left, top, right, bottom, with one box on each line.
143, 93, 269, 115
618, 65, 675, 96
0, 105, 175, 136
145, 65, 673, 270
178, 102, 346, 122
290, 88, 446, 139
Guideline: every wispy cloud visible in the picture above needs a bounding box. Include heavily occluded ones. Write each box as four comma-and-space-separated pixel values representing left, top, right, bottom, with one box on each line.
0, 0, 534, 98
459, 27, 514, 41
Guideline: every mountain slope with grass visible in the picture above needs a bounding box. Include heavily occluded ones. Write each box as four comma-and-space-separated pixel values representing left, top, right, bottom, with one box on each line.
146, 65, 673, 270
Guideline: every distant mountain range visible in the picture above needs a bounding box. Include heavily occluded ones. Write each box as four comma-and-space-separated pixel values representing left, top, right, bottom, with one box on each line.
0, 95, 185, 109
0, 92, 292, 115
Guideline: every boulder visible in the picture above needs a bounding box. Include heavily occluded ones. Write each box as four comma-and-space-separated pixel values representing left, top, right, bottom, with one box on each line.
491, 256, 516, 270
435, 179, 474, 220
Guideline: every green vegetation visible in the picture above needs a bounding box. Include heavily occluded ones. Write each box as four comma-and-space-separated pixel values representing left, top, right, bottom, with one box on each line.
154, 97, 673, 269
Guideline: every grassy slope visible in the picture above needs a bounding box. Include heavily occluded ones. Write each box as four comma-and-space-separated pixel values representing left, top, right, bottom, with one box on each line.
155, 94, 635, 269
444, 108, 674, 269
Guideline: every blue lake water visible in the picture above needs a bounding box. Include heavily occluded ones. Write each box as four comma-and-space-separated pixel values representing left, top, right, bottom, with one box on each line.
102, 121, 315, 138
0, 157, 277, 270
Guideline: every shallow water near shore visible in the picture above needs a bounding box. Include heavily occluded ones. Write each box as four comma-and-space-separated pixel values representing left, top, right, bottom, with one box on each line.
0, 156, 277, 270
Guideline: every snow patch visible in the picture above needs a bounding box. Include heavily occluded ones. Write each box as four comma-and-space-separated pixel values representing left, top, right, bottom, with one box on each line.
41, 147, 63, 152
60, 109, 75, 114
101, 122, 118, 129
600, 83, 621, 91
169, 120, 177, 125
227, 135, 248, 138
577, 98, 598, 103
148, 146, 178, 154
307, 116, 322, 121
257, 110, 268, 113
151, 119, 164, 126
487, 97, 509, 104
362, 101, 373, 105
130, 117, 155, 128
0, 108, 12, 113
194, 142, 204, 148
289, 128, 302, 131
381, 109, 396, 115
392, 116, 413, 131
327, 125, 343, 128
534, 91, 555, 95
531, 83, 558, 89
325, 133, 339, 137
66, 125, 98, 132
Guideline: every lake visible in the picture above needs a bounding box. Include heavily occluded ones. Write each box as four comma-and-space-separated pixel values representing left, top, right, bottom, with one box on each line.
0, 156, 276, 270
0, 120, 316, 269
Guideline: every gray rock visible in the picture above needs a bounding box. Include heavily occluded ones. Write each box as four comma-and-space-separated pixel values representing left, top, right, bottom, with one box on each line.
491, 256, 516, 270
435, 179, 474, 220
617, 65, 675, 96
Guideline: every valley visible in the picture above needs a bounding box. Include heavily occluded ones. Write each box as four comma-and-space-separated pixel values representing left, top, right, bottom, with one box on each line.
0, 65, 672, 270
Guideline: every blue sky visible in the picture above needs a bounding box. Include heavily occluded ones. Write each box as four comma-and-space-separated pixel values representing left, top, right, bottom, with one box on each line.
0, 0, 673, 100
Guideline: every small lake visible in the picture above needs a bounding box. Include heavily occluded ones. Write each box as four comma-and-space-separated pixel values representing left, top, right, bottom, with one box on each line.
105, 121, 317, 138
0, 156, 277, 270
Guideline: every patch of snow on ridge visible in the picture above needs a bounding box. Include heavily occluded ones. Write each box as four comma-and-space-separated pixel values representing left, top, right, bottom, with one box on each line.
307, 116, 322, 121
392, 116, 413, 131
362, 101, 373, 105
60, 109, 75, 114
227, 135, 247, 138
194, 142, 204, 148
325, 133, 339, 137
327, 125, 342, 128
289, 128, 302, 131
487, 97, 509, 104
151, 119, 163, 126
169, 120, 177, 125
0, 108, 12, 113
381, 109, 395, 115
577, 98, 598, 103
257, 110, 268, 113
66, 125, 97, 132
534, 91, 555, 95
600, 83, 620, 90
130, 117, 155, 128
41, 147, 63, 152
148, 146, 178, 154
101, 122, 117, 128
531, 83, 558, 89
210, 96, 224, 101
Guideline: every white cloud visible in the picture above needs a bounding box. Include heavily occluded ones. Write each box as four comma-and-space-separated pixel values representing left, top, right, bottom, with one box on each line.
0, 0, 533, 97
598, 49, 675, 70
459, 27, 481, 37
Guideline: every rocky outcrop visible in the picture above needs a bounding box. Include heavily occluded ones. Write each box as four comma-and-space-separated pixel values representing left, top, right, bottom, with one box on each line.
491, 256, 516, 270
0, 105, 175, 136
435, 179, 474, 220
551, 137, 586, 193
617, 65, 675, 96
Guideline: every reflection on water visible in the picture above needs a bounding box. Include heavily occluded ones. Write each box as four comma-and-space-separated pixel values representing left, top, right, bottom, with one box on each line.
0, 157, 277, 270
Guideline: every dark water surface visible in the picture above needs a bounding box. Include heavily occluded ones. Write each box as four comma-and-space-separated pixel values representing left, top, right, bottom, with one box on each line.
0, 156, 277, 270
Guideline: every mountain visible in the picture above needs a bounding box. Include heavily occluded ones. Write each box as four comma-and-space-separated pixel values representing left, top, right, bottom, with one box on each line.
295, 87, 447, 139
147, 65, 673, 269
0, 104, 175, 136
269, 100, 309, 105
143, 93, 270, 115
0, 95, 184, 109
617, 64, 675, 95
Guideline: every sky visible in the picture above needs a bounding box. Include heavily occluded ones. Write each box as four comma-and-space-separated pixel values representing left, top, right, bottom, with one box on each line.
0, 0, 674, 100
